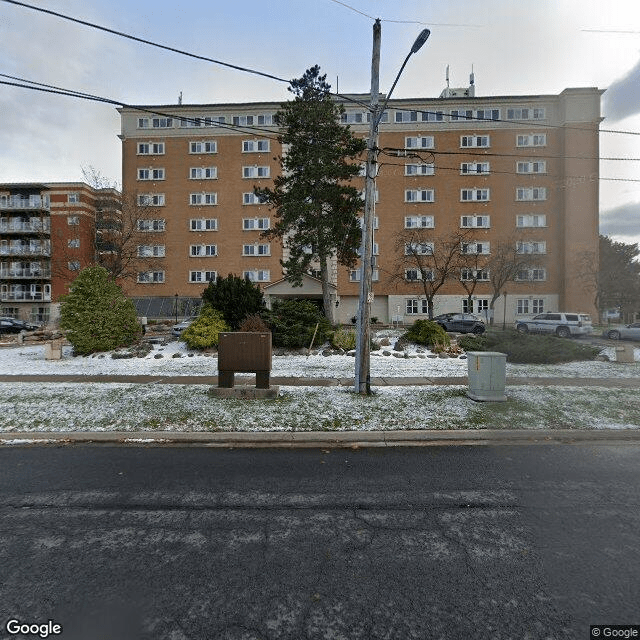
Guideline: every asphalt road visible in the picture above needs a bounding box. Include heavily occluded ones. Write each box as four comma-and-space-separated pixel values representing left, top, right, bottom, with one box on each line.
1, 445, 639, 640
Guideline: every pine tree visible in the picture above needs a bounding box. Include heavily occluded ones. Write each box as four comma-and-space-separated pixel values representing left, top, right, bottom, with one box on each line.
201, 274, 265, 330
59, 266, 141, 355
255, 66, 367, 324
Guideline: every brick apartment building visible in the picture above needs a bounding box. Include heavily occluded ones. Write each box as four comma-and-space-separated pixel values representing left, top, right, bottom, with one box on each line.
0, 182, 119, 324
118, 83, 601, 324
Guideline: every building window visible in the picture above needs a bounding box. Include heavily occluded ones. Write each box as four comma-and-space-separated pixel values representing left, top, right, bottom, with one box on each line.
68, 260, 81, 271
341, 112, 366, 124
461, 189, 490, 202
516, 268, 547, 281
516, 134, 547, 147
243, 244, 270, 256
405, 136, 434, 149
233, 114, 273, 126
460, 215, 490, 228
242, 166, 271, 178
516, 241, 547, 254
243, 270, 270, 282
190, 141, 217, 154
190, 218, 217, 231
404, 215, 434, 229
190, 167, 217, 180
242, 139, 270, 152
67, 238, 80, 248
67, 216, 79, 225
475, 109, 500, 121
516, 161, 546, 174
405, 163, 435, 176
406, 299, 419, 314
405, 189, 434, 203
138, 194, 165, 206
516, 214, 547, 228
138, 117, 173, 128
461, 269, 489, 281
190, 244, 217, 257
532, 299, 544, 313
507, 107, 545, 120
461, 241, 490, 255
461, 162, 490, 175
405, 242, 434, 256
243, 218, 270, 230
243, 193, 268, 205
405, 269, 434, 281
450, 109, 473, 122
137, 219, 165, 232
138, 168, 165, 180
137, 142, 165, 155
189, 271, 217, 283
190, 193, 217, 206
516, 187, 547, 201
349, 269, 379, 282
460, 135, 490, 148
137, 245, 165, 258
68, 193, 80, 203
518, 299, 545, 314
137, 271, 165, 283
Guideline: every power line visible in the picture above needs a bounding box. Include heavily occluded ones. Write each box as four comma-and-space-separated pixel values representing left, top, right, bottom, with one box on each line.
1, 0, 290, 84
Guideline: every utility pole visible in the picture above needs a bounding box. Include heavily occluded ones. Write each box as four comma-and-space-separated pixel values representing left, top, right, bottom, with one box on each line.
354, 18, 381, 395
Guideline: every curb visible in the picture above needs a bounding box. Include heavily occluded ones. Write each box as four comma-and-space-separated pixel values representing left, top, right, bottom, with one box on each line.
2, 429, 640, 448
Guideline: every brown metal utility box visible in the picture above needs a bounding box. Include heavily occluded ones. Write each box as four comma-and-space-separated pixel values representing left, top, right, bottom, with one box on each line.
218, 332, 272, 389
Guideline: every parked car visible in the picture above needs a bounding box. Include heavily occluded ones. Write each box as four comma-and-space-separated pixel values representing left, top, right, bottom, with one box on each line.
0, 317, 39, 334
434, 313, 486, 334
515, 312, 592, 338
604, 323, 640, 341
171, 317, 197, 337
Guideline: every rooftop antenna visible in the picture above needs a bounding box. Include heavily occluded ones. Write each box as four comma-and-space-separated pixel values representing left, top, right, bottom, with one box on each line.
446, 64, 450, 89
178, 91, 183, 105
470, 65, 475, 86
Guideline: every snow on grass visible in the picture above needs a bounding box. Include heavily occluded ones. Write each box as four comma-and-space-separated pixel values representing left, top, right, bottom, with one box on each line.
0, 340, 639, 378
1, 382, 639, 433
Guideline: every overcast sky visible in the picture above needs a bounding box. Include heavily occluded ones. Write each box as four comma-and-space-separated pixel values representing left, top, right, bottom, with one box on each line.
1, 0, 639, 245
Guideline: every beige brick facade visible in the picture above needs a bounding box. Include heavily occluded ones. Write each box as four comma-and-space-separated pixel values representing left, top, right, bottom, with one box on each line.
119, 87, 601, 323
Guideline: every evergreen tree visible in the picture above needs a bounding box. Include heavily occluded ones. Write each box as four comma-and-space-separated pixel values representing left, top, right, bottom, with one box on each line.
201, 274, 265, 330
255, 65, 367, 324
59, 266, 141, 355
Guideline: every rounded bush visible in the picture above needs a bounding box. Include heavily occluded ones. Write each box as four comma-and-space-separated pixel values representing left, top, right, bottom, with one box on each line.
330, 328, 357, 350
266, 299, 330, 348
404, 319, 450, 348
180, 305, 229, 350
59, 266, 141, 355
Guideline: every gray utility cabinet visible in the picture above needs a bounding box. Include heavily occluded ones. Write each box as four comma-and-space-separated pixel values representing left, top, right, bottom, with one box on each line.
466, 351, 507, 402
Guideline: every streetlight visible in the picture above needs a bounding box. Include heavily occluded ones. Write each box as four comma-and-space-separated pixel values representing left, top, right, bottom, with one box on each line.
502, 290, 508, 330
174, 293, 179, 324
355, 21, 430, 395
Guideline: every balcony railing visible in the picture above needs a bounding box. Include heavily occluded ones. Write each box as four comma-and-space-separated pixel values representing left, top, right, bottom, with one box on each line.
0, 196, 50, 211
0, 268, 51, 279
0, 247, 51, 257
0, 291, 52, 302
0, 220, 51, 234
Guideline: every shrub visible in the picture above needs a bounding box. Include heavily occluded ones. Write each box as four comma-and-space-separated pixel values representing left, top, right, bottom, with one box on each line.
266, 299, 330, 348
202, 274, 265, 330
59, 266, 141, 355
459, 329, 601, 364
404, 319, 450, 349
330, 328, 357, 350
239, 313, 270, 333
180, 305, 229, 350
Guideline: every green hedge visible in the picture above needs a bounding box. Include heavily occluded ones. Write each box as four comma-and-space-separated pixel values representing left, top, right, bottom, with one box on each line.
404, 319, 450, 348
266, 299, 330, 348
180, 305, 229, 350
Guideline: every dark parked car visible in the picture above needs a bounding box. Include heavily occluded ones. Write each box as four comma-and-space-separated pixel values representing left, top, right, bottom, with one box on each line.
434, 313, 485, 334
0, 318, 39, 334
604, 323, 640, 341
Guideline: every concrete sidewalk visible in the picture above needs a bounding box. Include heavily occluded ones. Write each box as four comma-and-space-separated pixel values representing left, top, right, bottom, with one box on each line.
1, 374, 639, 388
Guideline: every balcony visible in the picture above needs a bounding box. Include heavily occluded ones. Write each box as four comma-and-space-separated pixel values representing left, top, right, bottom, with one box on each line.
0, 196, 50, 211
0, 245, 51, 257
0, 268, 51, 280
0, 289, 51, 302
0, 219, 51, 234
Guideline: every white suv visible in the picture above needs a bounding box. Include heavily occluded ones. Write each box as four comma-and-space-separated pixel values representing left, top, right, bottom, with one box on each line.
515, 313, 592, 338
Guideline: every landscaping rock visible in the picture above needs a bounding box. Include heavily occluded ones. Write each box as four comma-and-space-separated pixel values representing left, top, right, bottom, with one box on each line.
172, 353, 182, 358
379, 337, 391, 347
154, 354, 163, 359
382, 350, 391, 356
